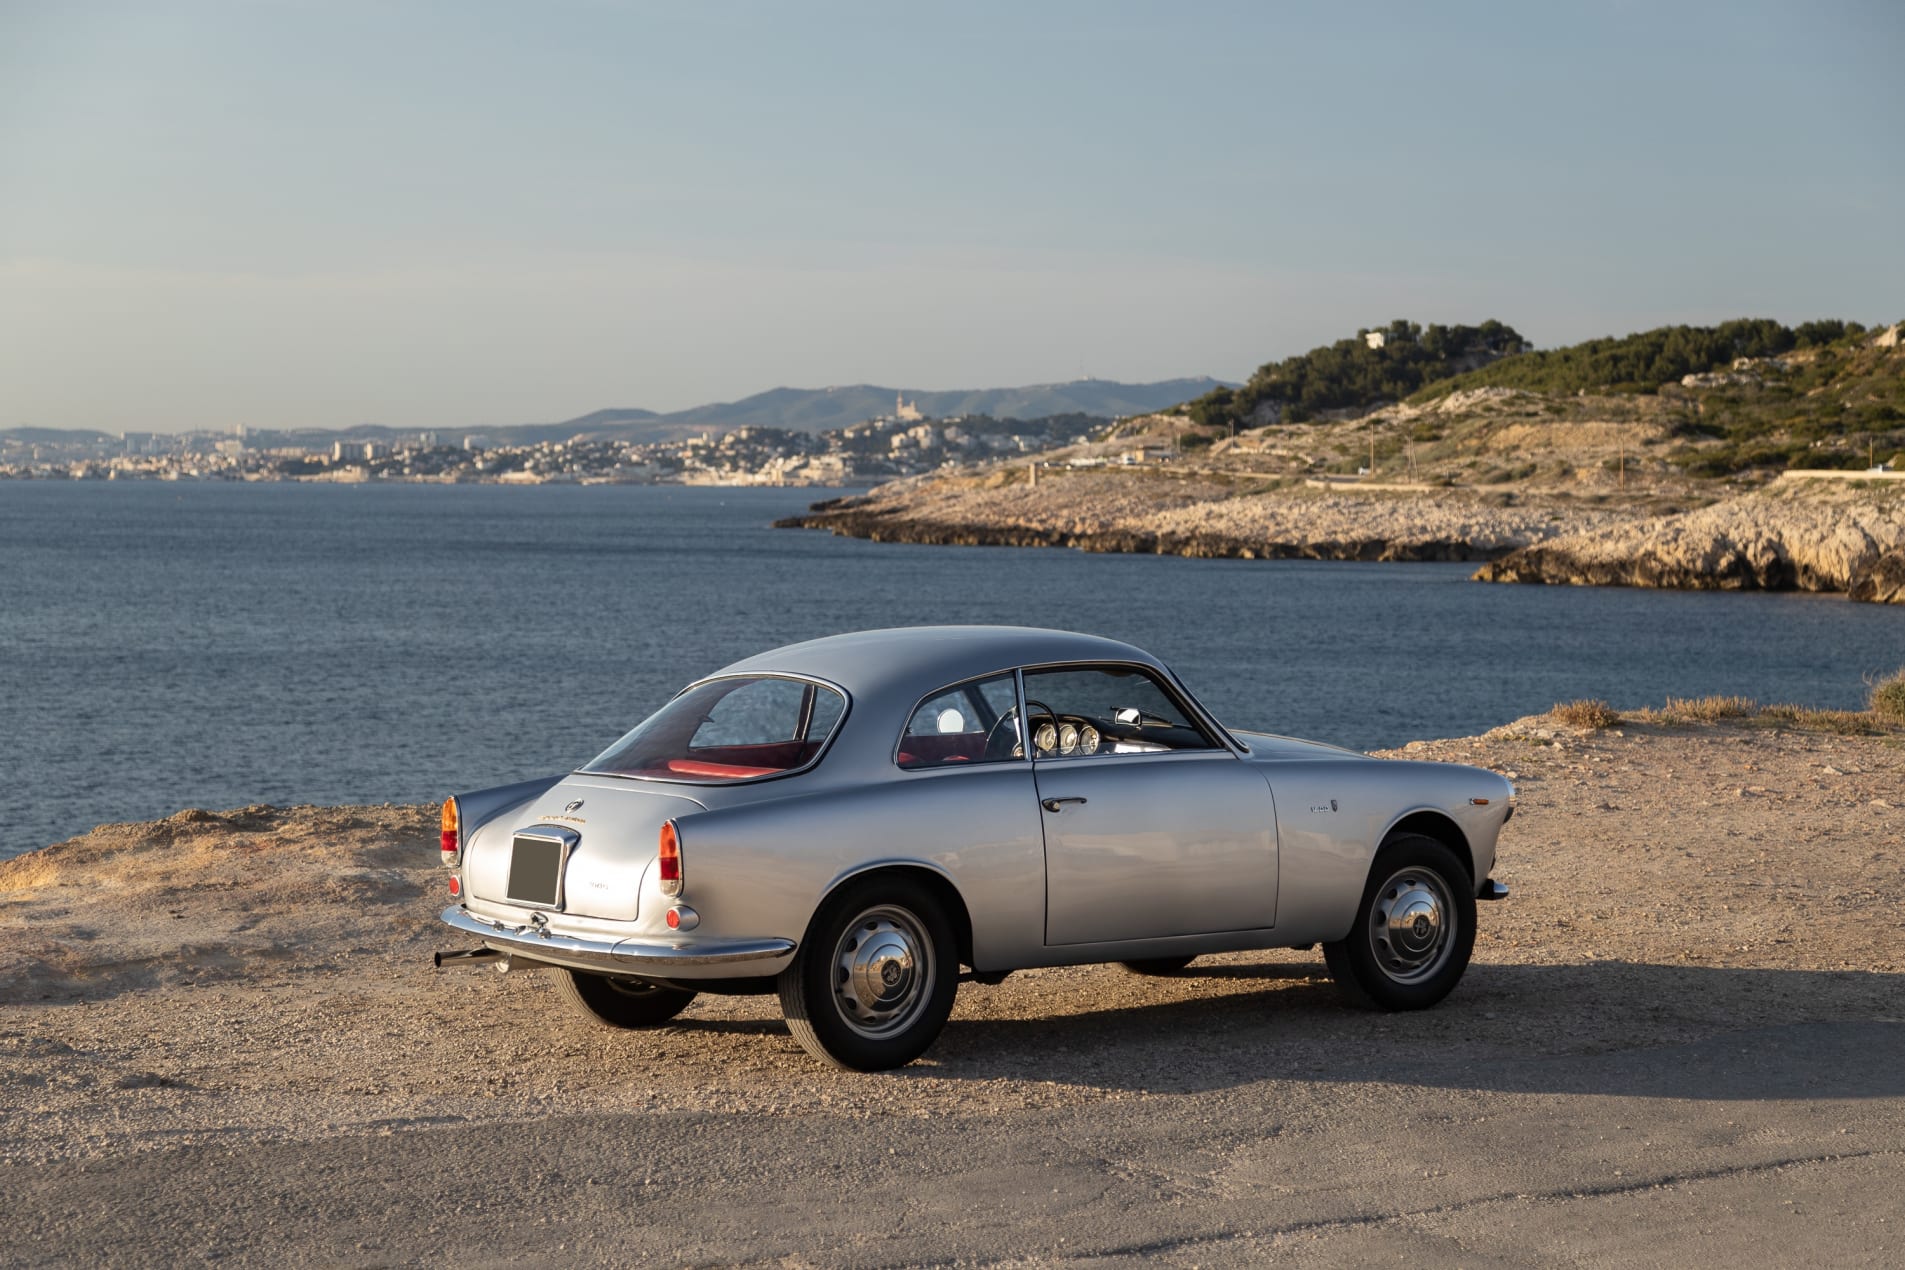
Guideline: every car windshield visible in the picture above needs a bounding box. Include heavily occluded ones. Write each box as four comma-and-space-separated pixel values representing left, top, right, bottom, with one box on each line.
582, 675, 847, 783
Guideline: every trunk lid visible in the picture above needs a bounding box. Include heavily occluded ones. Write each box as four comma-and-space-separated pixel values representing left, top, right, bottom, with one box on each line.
464, 775, 706, 921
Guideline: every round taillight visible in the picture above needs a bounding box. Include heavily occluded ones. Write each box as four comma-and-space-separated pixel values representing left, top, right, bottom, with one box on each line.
448, 875, 461, 897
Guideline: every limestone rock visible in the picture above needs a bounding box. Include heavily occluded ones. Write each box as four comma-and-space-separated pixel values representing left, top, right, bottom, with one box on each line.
1849, 548, 1905, 603
1476, 481, 1905, 601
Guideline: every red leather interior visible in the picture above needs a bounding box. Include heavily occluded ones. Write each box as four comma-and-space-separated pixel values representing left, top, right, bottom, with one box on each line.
663, 758, 781, 778
621, 741, 825, 782
897, 733, 987, 768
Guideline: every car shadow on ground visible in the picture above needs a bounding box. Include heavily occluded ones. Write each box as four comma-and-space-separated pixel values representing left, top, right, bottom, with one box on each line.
888, 960, 1905, 1099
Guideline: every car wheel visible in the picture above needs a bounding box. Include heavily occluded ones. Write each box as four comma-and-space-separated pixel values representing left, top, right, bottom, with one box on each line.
557, 969, 697, 1029
778, 876, 959, 1071
1120, 956, 1196, 975
1322, 834, 1476, 1011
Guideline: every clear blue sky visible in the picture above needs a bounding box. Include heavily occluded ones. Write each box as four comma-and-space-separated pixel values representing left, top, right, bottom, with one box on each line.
2, 0, 1899, 432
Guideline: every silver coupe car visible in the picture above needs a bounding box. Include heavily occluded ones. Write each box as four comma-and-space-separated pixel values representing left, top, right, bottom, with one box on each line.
435, 626, 1512, 1070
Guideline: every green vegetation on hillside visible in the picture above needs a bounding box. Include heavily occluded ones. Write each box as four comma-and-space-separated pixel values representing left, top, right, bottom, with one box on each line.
1185, 319, 1527, 429
1187, 316, 1903, 479
1659, 332, 1905, 476
1413, 318, 1868, 401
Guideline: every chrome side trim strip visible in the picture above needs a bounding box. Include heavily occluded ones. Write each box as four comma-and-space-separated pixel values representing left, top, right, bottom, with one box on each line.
437, 905, 796, 972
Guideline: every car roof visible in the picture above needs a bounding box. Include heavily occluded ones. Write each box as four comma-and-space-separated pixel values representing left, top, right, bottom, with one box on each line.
710, 626, 1161, 703
671, 626, 1232, 796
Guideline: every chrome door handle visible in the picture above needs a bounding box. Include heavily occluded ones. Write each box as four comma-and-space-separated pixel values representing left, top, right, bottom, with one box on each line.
1040, 797, 1087, 812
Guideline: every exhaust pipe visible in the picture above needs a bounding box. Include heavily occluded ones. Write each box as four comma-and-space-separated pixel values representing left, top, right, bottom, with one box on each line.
435, 947, 506, 971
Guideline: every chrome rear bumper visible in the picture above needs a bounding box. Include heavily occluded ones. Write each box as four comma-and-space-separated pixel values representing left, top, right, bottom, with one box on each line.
437, 905, 797, 977
1477, 878, 1510, 901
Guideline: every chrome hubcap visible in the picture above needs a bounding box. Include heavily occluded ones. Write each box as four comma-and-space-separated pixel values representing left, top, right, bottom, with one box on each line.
832, 905, 934, 1039
1368, 867, 1455, 984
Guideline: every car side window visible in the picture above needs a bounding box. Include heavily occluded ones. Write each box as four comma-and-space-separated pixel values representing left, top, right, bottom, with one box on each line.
898, 673, 1020, 770
1019, 665, 1217, 758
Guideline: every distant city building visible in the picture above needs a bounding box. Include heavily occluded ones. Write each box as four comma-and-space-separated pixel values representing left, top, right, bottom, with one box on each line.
1364, 331, 1387, 350
894, 393, 924, 422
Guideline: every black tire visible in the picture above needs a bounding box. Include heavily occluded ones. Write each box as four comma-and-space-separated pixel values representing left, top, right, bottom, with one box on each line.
1322, 834, 1476, 1011
1120, 956, 1196, 975
557, 969, 697, 1029
777, 875, 959, 1071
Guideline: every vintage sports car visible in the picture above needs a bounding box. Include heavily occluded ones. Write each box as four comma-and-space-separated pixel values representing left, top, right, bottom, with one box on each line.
436, 626, 1512, 1070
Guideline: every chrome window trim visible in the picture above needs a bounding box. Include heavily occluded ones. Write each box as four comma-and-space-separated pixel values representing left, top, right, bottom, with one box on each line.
890, 667, 1029, 772
579, 671, 852, 788
1015, 658, 1237, 757
1029, 746, 1239, 768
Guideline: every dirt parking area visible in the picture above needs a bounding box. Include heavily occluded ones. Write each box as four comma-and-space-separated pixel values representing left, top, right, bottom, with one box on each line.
2, 719, 1902, 1265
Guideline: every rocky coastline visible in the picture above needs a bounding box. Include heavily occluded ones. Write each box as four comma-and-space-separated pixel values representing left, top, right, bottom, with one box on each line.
775, 470, 1626, 565
777, 503, 1506, 562
1475, 479, 1905, 602
777, 470, 1905, 602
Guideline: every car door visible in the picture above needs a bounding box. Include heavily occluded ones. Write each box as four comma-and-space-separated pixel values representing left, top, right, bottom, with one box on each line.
1025, 664, 1279, 946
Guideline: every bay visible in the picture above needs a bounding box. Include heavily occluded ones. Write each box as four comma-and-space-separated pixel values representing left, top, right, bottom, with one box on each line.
0, 481, 1898, 860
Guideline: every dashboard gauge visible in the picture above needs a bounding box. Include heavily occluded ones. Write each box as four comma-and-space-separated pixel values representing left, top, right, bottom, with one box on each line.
1057, 723, 1080, 754
1034, 722, 1058, 754
1078, 724, 1100, 754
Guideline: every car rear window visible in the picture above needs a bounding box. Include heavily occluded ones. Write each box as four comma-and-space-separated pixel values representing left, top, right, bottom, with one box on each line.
582, 675, 846, 783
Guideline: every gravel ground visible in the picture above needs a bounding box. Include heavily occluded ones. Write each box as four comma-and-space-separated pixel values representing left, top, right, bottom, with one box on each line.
3, 718, 1902, 1264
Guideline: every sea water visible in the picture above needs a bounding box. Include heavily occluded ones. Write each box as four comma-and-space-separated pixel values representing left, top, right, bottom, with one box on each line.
1, 480, 1898, 859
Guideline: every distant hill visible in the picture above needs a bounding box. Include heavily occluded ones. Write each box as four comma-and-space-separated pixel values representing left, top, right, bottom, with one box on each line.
1, 378, 1229, 448
589, 377, 1232, 441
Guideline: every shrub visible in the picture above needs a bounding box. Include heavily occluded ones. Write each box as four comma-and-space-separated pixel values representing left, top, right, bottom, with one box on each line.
1759, 704, 1887, 735
1627, 695, 1758, 725
1870, 669, 1905, 724
1663, 695, 1759, 721
1550, 699, 1621, 728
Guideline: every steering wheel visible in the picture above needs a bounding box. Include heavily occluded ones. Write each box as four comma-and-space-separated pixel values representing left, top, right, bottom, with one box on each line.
983, 700, 1056, 761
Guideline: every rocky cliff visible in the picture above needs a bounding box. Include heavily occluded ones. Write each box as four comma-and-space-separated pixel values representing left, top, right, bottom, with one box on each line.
779, 470, 1625, 563
1475, 479, 1905, 602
